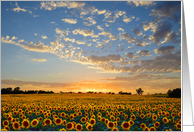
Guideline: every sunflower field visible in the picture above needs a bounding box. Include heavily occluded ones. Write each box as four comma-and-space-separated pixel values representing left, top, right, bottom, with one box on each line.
1, 94, 181, 131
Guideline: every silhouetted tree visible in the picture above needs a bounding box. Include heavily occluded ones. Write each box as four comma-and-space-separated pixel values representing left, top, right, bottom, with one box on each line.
167, 88, 181, 98
136, 88, 144, 95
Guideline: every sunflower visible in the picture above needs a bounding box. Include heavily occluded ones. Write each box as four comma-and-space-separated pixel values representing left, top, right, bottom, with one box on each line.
154, 122, 160, 128
80, 117, 86, 123
86, 123, 93, 131
116, 117, 120, 122
12, 122, 21, 130
75, 123, 83, 131
107, 121, 115, 129
129, 120, 134, 126
21, 119, 30, 129
112, 127, 119, 131
59, 128, 66, 131
62, 120, 67, 126
121, 121, 130, 130
4, 126, 10, 131
31, 119, 39, 127
175, 123, 181, 130
38, 117, 43, 122
85, 113, 89, 117
44, 119, 52, 125
66, 122, 74, 130
110, 116, 115, 121
162, 117, 169, 124
54, 118, 62, 125
130, 115, 136, 120
89, 118, 96, 125
150, 127, 156, 131
140, 123, 146, 129
144, 127, 150, 131
152, 114, 157, 120
140, 114, 145, 119
2, 120, 9, 126
178, 112, 181, 117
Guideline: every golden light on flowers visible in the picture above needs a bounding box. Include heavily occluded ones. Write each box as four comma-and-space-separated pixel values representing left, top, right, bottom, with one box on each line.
1, 93, 181, 131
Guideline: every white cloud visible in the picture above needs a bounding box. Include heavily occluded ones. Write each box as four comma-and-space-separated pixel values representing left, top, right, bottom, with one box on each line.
97, 9, 106, 15
64, 37, 75, 43
62, 18, 77, 24
11, 36, 18, 40
76, 40, 85, 45
87, 43, 92, 47
40, 1, 85, 10
123, 15, 135, 23
55, 28, 69, 37
32, 58, 47, 62
118, 28, 124, 32
72, 29, 94, 37
34, 33, 37, 36
41, 35, 48, 39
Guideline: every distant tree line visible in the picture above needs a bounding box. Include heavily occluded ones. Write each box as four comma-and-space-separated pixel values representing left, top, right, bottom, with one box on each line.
1, 87, 54, 94
167, 88, 181, 98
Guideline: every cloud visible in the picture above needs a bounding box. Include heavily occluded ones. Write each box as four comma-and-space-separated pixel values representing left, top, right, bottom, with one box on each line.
123, 15, 135, 23
97, 9, 106, 15
119, 32, 136, 44
118, 28, 124, 32
64, 37, 75, 43
131, 28, 143, 36
34, 33, 37, 36
127, 1, 155, 7
32, 58, 47, 62
12, 2, 27, 12
150, 1, 181, 22
72, 29, 94, 37
87, 43, 92, 47
62, 18, 77, 24
149, 21, 172, 44
40, 1, 85, 10
70, 9, 78, 17
125, 52, 135, 59
142, 21, 158, 32
41, 35, 47, 39
76, 40, 85, 45
55, 28, 69, 37
11, 36, 18, 40
161, 31, 181, 44
154, 46, 177, 54
136, 50, 151, 57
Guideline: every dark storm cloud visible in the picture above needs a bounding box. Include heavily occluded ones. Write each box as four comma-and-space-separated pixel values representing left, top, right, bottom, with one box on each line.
131, 28, 143, 36
150, 1, 181, 22
154, 46, 177, 54
149, 21, 172, 44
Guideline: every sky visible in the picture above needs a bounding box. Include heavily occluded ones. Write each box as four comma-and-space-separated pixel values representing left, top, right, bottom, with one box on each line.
1, 1, 181, 94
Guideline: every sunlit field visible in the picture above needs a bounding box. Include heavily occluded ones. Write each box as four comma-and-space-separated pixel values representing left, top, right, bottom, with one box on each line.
1, 94, 181, 131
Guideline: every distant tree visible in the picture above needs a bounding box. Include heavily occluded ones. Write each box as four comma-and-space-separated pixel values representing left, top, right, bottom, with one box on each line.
136, 88, 144, 95
118, 91, 122, 94
109, 92, 112, 94
167, 88, 181, 98
13, 87, 20, 94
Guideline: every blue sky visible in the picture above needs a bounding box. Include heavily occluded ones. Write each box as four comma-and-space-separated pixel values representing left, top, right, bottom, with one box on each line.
1, 1, 181, 94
